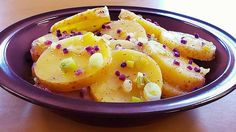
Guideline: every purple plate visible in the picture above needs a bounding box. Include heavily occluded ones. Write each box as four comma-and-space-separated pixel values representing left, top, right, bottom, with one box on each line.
0, 6, 236, 126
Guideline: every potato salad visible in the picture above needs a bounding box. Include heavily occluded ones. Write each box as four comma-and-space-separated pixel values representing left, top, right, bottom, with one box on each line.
30, 7, 216, 102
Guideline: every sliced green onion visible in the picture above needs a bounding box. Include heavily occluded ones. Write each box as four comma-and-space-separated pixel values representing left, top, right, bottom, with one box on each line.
122, 79, 132, 92
126, 60, 134, 68
136, 72, 145, 88
60, 57, 78, 72
89, 53, 104, 68
131, 96, 142, 102
143, 82, 161, 101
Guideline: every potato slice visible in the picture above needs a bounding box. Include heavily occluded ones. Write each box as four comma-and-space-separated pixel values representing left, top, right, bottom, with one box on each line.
162, 81, 186, 98
33, 33, 112, 92
30, 33, 58, 61
159, 31, 216, 61
99, 20, 147, 41
143, 40, 210, 92
90, 49, 163, 102
109, 40, 137, 50
118, 9, 166, 41
50, 7, 110, 34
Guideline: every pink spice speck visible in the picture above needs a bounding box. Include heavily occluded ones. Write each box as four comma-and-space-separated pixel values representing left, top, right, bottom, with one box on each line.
75, 69, 83, 75
56, 44, 61, 49
119, 74, 126, 81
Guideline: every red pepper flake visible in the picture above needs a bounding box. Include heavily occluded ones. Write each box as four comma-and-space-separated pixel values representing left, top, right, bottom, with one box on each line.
44, 40, 52, 45
115, 70, 120, 76
173, 60, 180, 66
75, 69, 83, 75
56, 44, 61, 49
188, 59, 193, 64
85, 46, 96, 55
147, 34, 151, 38
117, 29, 122, 34
194, 67, 201, 72
125, 35, 131, 41
163, 45, 166, 49
119, 74, 126, 81
194, 33, 199, 39
120, 62, 127, 68
187, 65, 193, 70
153, 21, 159, 26
63, 48, 69, 54
137, 42, 143, 47
180, 39, 187, 44
94, 45, 99, 51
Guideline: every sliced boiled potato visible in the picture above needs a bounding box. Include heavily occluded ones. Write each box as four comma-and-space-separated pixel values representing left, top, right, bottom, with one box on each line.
33, 33, 112, 92
162, 81, 186, 98
159, 31, 216, 61
91, 49, 163, 102
118, 9, 166, 41
50, 6, 110, 34
109, 40, 137, 50
99, 20, 147, 41
30, 33, 58, 61
143, 40, 210, 93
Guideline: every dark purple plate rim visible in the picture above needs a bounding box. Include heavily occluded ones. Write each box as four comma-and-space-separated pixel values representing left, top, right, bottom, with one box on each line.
0, 6, 236, 115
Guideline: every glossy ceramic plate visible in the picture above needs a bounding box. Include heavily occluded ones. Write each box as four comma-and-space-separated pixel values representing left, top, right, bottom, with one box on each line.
0, 6, 236, 126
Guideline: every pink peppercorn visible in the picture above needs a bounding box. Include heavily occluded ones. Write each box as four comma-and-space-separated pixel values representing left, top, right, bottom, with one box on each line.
194, 67, 201, 72
44, 40, 52, 45
115, 70, 120, 76
94, 45, 99, 51
137, 42, 143, 46
56, 30, 62, 37
75, 69, 83, 75
173, 60, 180, 66
187, 65, 193, 70
163, 45, 166, 49
125, 35, 131, 41
117, 29, 122, 34
102, 24, 106, 29
63, 48, 69, 54
56, 44, 61, 49
180, 39, 187, 44
120, 62, 127, 68
194, 33, 199, 39
173, 51, 180, 57
188, 59, 193, 64
119, 74, 126, 81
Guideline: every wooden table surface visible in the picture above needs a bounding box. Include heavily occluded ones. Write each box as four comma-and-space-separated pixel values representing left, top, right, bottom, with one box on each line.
0, 0, 235, 132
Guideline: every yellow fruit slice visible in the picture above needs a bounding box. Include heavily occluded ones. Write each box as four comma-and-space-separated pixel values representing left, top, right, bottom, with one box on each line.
90, 49, 163, 102
159, 31, 216, 61
99, 20, 147, 41
33, 33, 111, 92
143, 40, 210, 92
118, 9, 166, 41
30, 33, 58, 61
50, 6, 110, 34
